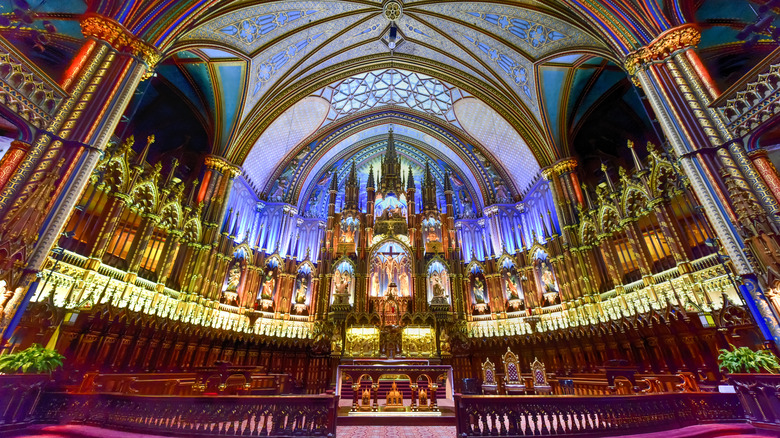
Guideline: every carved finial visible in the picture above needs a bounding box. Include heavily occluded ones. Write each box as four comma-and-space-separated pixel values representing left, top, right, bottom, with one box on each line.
581, 183, 594, 210
627, 140, 645, 172
602, 163, 615, 191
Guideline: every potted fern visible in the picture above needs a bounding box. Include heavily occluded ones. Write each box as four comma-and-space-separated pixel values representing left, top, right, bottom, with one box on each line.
0, 343, 65, 375
719, 345, 780, 430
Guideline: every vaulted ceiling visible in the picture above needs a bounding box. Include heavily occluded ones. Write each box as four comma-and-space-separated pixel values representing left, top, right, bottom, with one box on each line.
0, 0, 772, 208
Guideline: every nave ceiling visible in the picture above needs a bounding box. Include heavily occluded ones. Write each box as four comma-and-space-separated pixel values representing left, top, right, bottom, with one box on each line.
0, 0, 771, 217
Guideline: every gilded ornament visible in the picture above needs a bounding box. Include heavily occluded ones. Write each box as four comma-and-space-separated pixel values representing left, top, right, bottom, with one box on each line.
624, 25, 700, 76
79, 15, 161, 69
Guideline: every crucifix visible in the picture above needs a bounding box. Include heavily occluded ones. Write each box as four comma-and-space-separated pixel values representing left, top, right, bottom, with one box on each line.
381, 245, 400, 260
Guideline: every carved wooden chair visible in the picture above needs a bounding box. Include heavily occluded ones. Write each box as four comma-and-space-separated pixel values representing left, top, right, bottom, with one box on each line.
530, 357, 552, 395
502, 347, 526, 394
481, 358, 498, 395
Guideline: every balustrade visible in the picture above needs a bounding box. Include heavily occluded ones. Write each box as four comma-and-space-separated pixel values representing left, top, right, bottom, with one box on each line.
454, 392, 743, 437
35, 392, 338, 437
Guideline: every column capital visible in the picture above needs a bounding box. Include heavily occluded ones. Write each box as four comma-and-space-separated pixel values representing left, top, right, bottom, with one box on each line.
553, 158, 578, 175
203, 155, 241, 177
624, 24, 700, 76
80, 14, 161, 69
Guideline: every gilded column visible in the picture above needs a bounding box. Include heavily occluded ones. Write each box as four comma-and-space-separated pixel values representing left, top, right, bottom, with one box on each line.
748, 149, 780, 204
0, 16, 159, 339
0, 140, 30, 191
627, 25, 780, 344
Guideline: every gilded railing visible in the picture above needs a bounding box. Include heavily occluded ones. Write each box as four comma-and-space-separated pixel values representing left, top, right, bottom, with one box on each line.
455, 393, 744, 437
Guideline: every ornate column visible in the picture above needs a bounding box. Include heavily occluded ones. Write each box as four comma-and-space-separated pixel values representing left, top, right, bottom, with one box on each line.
748, 149, 780, 203
627, 25, 780, 344
0, 16, 159, 340
0, 140, 30, 190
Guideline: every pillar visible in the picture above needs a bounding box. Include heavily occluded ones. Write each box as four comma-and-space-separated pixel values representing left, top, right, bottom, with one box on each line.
0, 15, 159, 340
627, 24, 780, 344
748, 149, 780, 203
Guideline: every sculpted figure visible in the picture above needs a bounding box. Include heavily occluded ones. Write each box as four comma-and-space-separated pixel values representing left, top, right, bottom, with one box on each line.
473, 277, 486, 304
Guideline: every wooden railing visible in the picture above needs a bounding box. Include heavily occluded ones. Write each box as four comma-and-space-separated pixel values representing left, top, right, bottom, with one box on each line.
729, 373, 780, 432
0, 374, 48, 432
547, 372, 700, 396
454, 392, 744, 437
35, 392, 339, 437
78, 369, 293, 396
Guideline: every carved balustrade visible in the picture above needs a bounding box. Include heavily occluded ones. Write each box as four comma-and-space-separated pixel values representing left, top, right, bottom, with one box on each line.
35, 392, 338, 437
0, 374, 48, 432
454, 392, 744, 437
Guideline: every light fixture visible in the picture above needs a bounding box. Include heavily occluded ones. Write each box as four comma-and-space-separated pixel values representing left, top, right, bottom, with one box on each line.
388, 24, 397, 50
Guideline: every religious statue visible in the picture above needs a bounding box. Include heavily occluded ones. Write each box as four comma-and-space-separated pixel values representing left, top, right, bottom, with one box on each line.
439, 330, 451, 356
335, 271, 352, 295
340, 219, 356, 243
295, 280, 307, 304
506, 274, 520, 301
473, 277, 486, 304
539, 260, 554, 291
260, 272, 275, 300
426, 224, 439, 242
332, 269, 353, 306
399, 271, 409, 296
432, 275, 445, 298
371, 274, 380, 297
225, 264, 241, 293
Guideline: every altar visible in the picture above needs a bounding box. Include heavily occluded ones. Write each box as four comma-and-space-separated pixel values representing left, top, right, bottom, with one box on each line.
336, 361, 453, 415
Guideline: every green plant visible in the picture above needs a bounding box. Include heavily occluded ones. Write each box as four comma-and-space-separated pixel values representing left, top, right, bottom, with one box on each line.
0, 344, 64, 374
718, 346, 780, 374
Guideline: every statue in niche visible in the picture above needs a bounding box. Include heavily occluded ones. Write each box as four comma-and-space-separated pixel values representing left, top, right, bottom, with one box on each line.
295, 281, 307, 304
260, 271, 275, 300
460, 191, 475, 219
473, 277, 486, 304
495, 179, 510, 203
334, 270, 353, 296
439, 329, 451, 356
537, 258, 561, 306
225, 264, 241, 293
371, 274, 380, 297
340, 218, 357, 243
399, 271, 409, 296
432, 275, 446, 298
506, 273, 520, 301
426, 224, 439, 242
